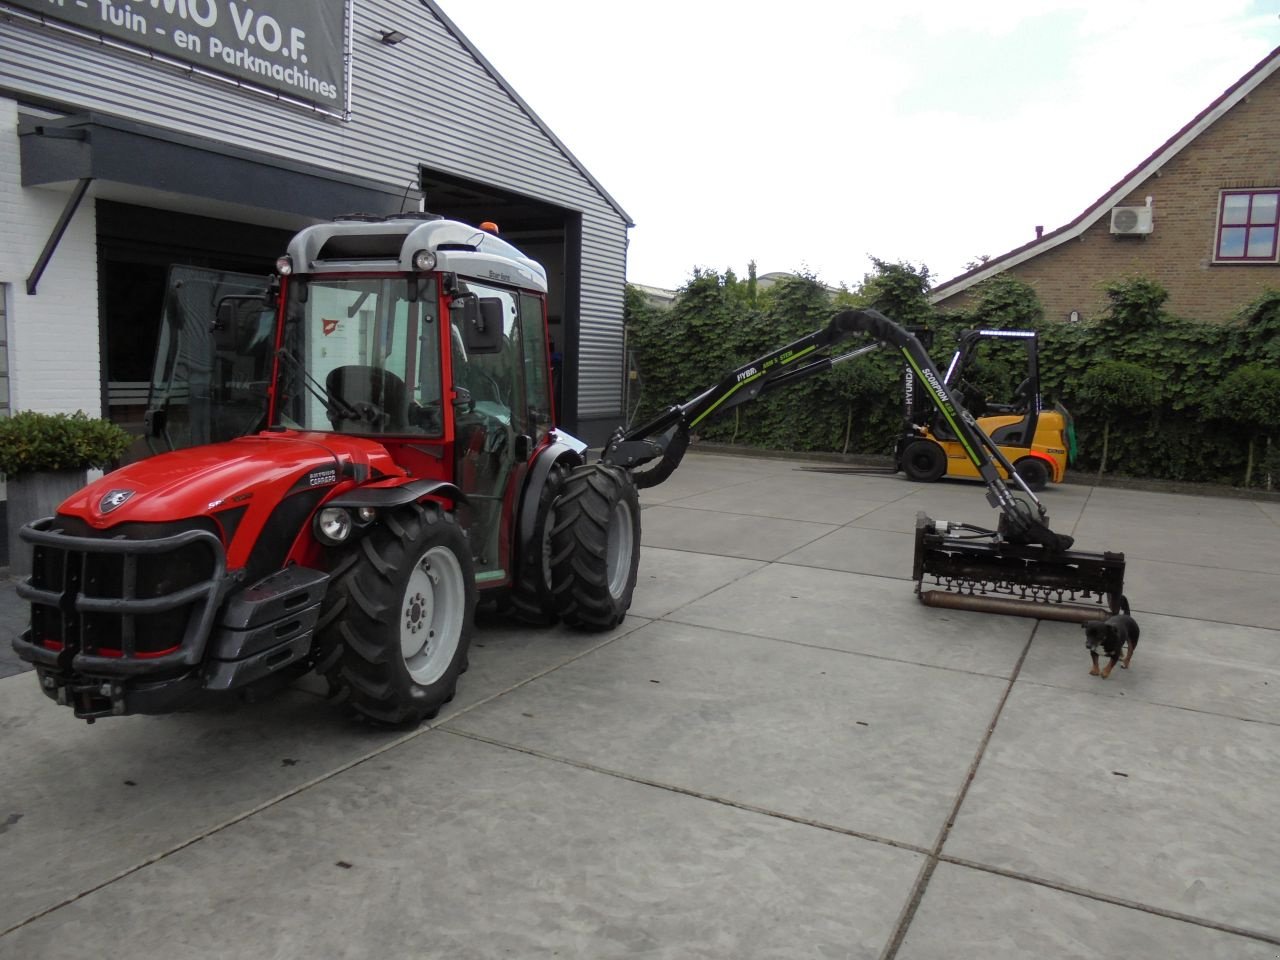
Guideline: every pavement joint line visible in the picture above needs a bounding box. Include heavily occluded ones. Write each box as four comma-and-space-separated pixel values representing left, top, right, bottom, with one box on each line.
635, 556, 770, 620
935, 854, 1280, 948
638, 467, 806, 506
1016, 676, 1280, 728
0, 626, 639, 940
437, 726, 933, 858
1249, 499, 1280, 529
632, 546, 919, 585
772, 557, 916, 582
841, 522, 930, 535
1124, 555, 1280, 576
878, 623, 1038, 960
655, 611, 1026, 683
641, 501, 843, 532
648, 499, 887, 527
1119, 607, 1280, 631
1066, 481, 1095, 540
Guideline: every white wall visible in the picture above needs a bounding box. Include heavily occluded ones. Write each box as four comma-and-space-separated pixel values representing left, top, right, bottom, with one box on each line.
0, 98, 102, 416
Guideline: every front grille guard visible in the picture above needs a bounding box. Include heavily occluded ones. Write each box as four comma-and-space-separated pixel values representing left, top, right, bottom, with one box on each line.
16, 518, 230, 676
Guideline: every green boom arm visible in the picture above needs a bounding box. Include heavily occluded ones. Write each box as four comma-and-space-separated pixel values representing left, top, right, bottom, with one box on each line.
601, 308, 1073, 551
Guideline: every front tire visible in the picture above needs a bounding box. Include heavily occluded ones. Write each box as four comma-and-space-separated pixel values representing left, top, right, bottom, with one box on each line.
902, 439, 947, 482
549, 464, 641, 631
320, 502, 475, 725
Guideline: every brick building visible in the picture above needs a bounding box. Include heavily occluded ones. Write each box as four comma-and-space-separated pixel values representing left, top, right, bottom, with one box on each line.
932, 46, 1280, 324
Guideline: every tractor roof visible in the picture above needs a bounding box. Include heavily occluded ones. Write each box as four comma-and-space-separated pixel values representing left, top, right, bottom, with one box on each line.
285, 215, 548, 293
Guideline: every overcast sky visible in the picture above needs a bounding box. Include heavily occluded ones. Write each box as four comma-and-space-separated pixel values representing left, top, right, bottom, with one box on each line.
439, 2, 1277, 292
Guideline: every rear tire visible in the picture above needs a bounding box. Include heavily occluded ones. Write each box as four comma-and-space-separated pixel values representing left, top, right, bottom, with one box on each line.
902, 439, 947, 482
549, 464, 641, 631
1014, 457, 1051, 492
320, 502, 475, 725
503, 463, 568, 626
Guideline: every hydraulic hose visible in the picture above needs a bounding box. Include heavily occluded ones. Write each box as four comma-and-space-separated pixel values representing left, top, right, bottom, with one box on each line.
630, 425, 690, 489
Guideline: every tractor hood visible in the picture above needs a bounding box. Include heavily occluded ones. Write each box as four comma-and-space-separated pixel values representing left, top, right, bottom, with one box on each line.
58, 432, 405, 530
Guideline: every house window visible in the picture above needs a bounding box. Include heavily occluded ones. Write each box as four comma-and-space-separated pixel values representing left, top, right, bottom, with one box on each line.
1215, 190, 1280, 262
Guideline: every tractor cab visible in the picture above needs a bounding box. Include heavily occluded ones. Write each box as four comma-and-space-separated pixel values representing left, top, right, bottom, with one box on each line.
268, 216, 560, 586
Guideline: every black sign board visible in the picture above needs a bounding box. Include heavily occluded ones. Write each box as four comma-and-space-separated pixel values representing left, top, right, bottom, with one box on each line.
9, 0, 348, 113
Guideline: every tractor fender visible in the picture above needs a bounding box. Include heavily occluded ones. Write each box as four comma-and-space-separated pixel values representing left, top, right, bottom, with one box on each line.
325, 477, 466, 511
517, 439, 586, 559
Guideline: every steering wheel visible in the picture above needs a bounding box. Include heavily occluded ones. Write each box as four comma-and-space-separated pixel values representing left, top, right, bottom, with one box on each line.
352, 400, 389, 428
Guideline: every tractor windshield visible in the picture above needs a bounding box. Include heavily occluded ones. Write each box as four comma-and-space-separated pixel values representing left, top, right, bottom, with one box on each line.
275, 276, 443, 436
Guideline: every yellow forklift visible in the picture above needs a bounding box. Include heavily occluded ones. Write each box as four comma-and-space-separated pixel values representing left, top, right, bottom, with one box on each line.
897, 328, 1073, 491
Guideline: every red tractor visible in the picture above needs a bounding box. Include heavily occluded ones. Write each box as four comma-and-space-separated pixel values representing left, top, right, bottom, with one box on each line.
15, 215, 641, 724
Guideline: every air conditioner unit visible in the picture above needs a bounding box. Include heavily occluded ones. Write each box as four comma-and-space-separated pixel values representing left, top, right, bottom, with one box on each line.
1110, 205, 1153, 235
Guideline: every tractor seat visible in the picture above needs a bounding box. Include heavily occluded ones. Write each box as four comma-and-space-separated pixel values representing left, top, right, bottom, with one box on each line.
325, 365, 407, 432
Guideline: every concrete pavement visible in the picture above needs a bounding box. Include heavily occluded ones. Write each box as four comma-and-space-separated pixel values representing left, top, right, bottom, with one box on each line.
1, 450, 1277, 958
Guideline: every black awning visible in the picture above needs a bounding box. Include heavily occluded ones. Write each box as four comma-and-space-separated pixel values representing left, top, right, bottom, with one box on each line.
18, 111, 412, 221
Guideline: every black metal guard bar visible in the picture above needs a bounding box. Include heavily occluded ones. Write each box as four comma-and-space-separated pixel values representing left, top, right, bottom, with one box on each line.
16, 520, 231, 672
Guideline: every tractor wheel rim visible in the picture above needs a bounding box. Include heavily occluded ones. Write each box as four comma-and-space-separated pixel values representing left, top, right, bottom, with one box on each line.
400, 545, 465, 685
606, 498, 634, 599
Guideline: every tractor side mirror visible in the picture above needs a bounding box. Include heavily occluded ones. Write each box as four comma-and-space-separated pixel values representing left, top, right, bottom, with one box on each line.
452, 294, 503, 355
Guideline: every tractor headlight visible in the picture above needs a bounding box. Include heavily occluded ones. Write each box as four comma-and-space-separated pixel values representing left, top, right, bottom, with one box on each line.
275, 255, 294, 276
357, 506, 377, 522
412, 249, 436, 271
315, 507, 353, 544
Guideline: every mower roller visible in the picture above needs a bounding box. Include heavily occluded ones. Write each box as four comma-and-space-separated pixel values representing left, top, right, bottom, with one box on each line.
600, 307, 1126, 622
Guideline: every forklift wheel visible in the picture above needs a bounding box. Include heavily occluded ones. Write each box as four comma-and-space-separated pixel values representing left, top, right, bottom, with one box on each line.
319, 502, 476, 725
1014, 457, 1050, 492
902, 440, 947, 482
549, 464, 641, 631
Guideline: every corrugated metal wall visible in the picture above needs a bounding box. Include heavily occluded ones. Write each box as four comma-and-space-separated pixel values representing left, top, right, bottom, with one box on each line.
0, 0, 628, 423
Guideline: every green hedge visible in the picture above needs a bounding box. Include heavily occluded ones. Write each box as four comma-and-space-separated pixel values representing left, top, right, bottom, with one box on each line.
0, 410, 133, 477
625, 265, 1280, 488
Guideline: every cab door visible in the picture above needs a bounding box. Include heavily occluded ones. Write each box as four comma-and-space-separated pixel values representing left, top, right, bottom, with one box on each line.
448, 281, 534, 584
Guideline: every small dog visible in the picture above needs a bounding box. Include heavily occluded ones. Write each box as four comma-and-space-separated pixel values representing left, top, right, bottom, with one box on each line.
1083, 598, 1139, 678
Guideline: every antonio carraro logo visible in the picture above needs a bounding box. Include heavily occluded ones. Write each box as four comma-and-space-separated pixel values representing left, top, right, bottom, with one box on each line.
99, 489, 135, 514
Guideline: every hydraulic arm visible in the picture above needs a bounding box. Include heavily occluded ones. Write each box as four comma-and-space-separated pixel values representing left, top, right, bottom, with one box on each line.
602, 308, 1125, 621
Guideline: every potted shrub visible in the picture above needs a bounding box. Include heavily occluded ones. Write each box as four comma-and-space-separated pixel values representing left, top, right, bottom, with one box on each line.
0, 411, 133, 577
